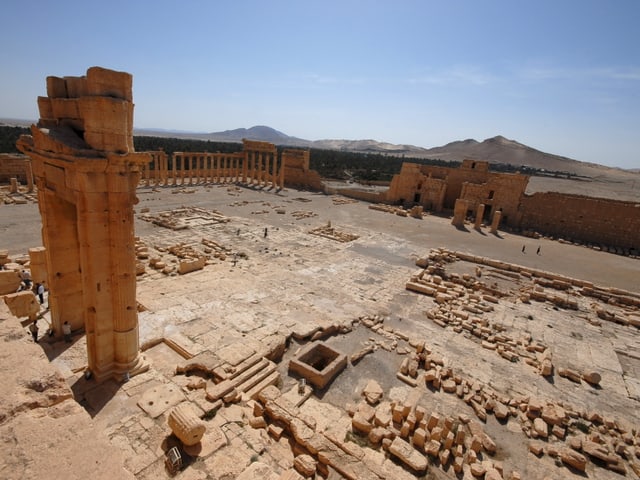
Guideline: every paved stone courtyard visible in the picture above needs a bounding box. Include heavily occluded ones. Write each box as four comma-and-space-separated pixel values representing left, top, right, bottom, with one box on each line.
2, 183, 640, 479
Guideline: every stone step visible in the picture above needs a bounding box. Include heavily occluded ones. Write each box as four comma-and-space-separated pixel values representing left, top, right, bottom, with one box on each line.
242, 370, 281, 401
236, 359, 277, 393
206, 357, 270, 401
212, 352, 263, 381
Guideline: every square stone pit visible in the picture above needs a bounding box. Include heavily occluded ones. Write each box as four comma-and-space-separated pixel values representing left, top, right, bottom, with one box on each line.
288, 341, 347, 389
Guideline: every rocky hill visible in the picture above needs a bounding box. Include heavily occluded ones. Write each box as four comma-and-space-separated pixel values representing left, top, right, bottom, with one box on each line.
133, 125, 633, 178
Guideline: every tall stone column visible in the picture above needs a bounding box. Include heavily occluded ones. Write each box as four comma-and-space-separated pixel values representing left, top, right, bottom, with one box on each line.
490, 210, 502, 233
475, 204, 485, 230
25, 159, 34, 192
17, 66, 149, 382
172, 153, 178, 186
279, 153, 285, 189
242, 152, 248, 183
452, 199, 468, 227
264, 153, 271, 187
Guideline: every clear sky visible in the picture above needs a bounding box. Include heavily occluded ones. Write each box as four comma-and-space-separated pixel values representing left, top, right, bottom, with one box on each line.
1, 1, 639, 169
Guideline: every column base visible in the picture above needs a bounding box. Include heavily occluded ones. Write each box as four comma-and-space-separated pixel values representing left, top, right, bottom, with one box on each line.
89, 352, 150, 383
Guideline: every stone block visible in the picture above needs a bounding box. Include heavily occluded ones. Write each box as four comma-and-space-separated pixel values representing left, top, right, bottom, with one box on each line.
178, 257, 206, 274
388, 437, 428, 473
0, 270, 23, 296
3, 290, 40, 318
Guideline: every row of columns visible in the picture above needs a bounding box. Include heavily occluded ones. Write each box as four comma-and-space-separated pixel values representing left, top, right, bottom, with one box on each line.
452, 199, 502, 233
141, 144, 286, 190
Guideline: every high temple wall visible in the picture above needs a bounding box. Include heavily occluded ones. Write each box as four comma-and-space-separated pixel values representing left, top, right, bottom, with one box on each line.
520, 192, 640, 251
0, 153, 33, 186
386, 160, 529, 225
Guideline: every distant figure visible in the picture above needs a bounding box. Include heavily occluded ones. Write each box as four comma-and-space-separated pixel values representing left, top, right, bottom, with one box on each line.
29, 320, 39, 343
232, 254, 237, 267
264, 227, 268, 238
522, 245, 526, 253
20, 269, 32, 288
36, 282, 45, 304
62, 321, 72, 343
536, 246, 541, 255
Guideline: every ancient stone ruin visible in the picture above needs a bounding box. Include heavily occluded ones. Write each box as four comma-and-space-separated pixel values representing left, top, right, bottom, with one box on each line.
17, 66, 149, 381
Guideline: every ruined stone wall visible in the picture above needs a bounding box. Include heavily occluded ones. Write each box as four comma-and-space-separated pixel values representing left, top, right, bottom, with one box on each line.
386, 160, 528, 223
440, 163, 492, 209
460, 174, 529, 225
0, 153, 31, 183
520, 192, 640, 251
282, 148, 324, 190
386, 163, 425, 204
419, 176, 447, 212
324, 187, 386, 203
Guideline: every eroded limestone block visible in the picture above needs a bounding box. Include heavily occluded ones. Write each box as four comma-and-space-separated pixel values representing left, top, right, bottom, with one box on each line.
293, 454, 317, 477
178, 257, 205, 274
167, 402, 206, 446
4, 291, 40, 318
0, 270, 22, 295
362, 379, 383, 405
388, 437, 428, 473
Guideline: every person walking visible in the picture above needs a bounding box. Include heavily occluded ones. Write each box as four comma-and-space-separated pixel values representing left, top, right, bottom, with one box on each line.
36, 283, 45, 304
62, 321, 72, 343
29, 320, 39, 343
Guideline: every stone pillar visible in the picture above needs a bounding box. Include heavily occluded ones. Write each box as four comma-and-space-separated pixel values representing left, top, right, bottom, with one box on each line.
242, 152, 248, 183
25, 160, 34, 193
143, 160, 150, 187
187, 155, 193, 185
490, 210, 502, 234
264, 153, 271, 187
250, 152, 256, 183
172, 153, 178, 186
475, 204, 485, 230
451, 199, 468, 228
9, 178, 18, 193
279, 153, 285, 189
17, 66, 149, 381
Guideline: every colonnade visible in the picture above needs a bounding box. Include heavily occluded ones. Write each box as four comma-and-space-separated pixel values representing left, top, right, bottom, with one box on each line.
141, 140, 286, 190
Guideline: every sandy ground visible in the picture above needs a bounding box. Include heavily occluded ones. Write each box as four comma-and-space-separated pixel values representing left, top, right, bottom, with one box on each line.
1, 183, 640, 480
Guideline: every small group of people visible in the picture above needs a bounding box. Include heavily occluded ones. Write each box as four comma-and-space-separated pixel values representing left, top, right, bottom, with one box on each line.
28, 320, 72, 343
521, 245, 542, 255
16, 269, 46, 305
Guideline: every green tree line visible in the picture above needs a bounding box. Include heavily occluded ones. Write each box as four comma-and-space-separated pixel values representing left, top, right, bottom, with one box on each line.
2, 126, 571, 181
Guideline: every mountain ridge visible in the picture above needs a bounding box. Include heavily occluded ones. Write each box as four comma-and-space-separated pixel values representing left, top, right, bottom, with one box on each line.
133, 124, 634, 177
1, 119, 636, 177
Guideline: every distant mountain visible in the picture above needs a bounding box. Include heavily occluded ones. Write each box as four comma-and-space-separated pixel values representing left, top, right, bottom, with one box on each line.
135, 125, 311, 147
3, 118, 634, 180
134, 125, 431, 155
420, 135, 589, 173
134, 126, 621, 177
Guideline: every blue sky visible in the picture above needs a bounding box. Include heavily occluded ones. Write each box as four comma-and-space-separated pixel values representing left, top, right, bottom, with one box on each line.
1, 1, 639, 169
